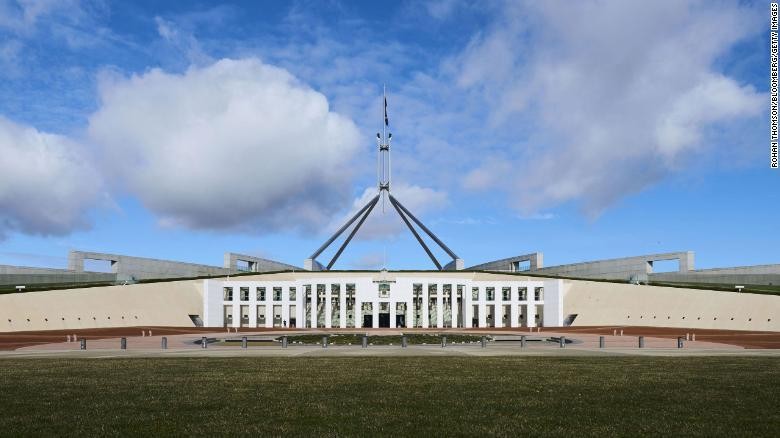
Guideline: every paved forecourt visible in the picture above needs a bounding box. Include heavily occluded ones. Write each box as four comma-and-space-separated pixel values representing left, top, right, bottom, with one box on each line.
3, 328, 780, 358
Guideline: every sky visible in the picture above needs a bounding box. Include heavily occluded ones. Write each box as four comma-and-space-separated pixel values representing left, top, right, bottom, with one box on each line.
0, 0, 776, 272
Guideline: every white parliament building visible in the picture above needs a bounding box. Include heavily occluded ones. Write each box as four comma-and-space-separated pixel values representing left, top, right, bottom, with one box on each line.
203, 271, 564, 329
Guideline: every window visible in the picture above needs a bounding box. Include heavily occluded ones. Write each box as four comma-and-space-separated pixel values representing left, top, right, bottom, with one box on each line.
428, 284, 438, 297
346, 284, 355, 309
518, 287, 527, 301
223, 287, 233, 301
378, 282, 390, 298
317, 284, 326, 302
256, 287, 266, 301
273, 287, 283, 301
443, 284, 452, 303
240, 287, 249, 301
457, 285, 464, 299
534, 287, 544, 301
472, 287, 479, 301
486, 287, 495, 301
289, 287, 297, 301
502, 287, 511, 301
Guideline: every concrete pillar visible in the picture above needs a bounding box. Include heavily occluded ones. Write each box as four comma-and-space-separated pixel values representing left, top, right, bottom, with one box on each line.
322, 336, 328, 348
324, 287, 332, 328
407, 300, 414, 329
339, 287, 347, 329
559, 336, 565, 348
422, 291, 430, 328
282, 336, 288, 348
120, 337, 127, 350
510, 296, 519, 328
265, 304, 273, 329
201, 337, 207, 349
310, 293, 318, 329
80, 338, 86, 350
495, 292, 503, 328
390, 302, 397, 329
372, 301, 379, 329
249, 304, 257, 329
161, 337, 167, 349
355, 300, 362, 328
436, 286, 443, 328
242, 336, 248, 349
232, 303, 240, 328
478, 302, 487, 328
441, 336, 447, 348
599, 336, 605, 348
464, 292, 473, 328
362, 335, 368, 348
520, 335, 526, 348
401, 335, 407, 348
481, 336, 486, 348
527, 300, 536, 328
638, 336, 645, 348
452, 293, 459, 329
282, 302, 290, 329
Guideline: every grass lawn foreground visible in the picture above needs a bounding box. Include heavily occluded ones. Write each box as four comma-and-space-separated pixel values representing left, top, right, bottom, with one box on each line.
0, 357, 777, 436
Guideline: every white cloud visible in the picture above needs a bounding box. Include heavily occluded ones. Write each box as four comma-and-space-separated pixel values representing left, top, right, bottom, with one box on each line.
0, 116, 104, 237
327, 183, 448, 241
87, 58, 362, 233
452, 0, 764, 216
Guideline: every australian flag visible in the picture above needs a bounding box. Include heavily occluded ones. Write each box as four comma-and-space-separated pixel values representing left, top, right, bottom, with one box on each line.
384, 96, 389, 126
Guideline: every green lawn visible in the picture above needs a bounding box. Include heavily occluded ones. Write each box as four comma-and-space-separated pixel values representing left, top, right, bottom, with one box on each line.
0, 357, 777, 436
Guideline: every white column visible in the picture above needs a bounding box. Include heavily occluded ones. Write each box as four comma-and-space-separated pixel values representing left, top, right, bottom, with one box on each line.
478, 301, 486, 328
310, 291, 318, 329
452, 291, 459, 328
390, 302, 397, 329
282, 300, 290, 328
407, 300, 414, 328
372, 301, 379, 328
232, 303, 240, 328
249, 304, 258, 328
510, 292, 519, 328
495, 290, 503, 328
355, 300, 363, 328
464, 288, 473, 328
422, 289, 430, 328
339, 286, 347, 329
325, 287, 332, 328
436, 285, 444, 328
527, 298, 536, 328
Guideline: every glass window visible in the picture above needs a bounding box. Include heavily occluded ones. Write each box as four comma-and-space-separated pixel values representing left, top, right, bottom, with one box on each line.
502, 287, 511, 301
273, 287, 282, 301
518, 287, 527, 301
457, 285, 464, 299
472, 287, 479, 301
289, 287, 297, 300
223, 287, 233, 301
256, 287, 266, 301
535, 287, 544, 301
428, 284, 438, 297
486, 287, 495, 301
378, 282, 390, 298
346, 284, 355, 309
240, 287, 249, 301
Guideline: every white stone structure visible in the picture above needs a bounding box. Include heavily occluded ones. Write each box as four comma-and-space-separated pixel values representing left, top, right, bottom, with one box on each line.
203, 271, 564, 329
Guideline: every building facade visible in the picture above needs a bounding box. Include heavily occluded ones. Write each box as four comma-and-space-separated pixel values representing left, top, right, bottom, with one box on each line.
203, 272, 564, 329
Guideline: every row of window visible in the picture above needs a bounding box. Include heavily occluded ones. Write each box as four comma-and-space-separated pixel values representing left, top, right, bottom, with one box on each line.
224, 284, 544, 302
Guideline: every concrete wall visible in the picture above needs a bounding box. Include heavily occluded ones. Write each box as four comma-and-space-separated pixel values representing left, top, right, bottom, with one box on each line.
649, 264, 780, 286
0, 280, 203, 332
564, 279, 779, 331
0, 264, 116, 287
537, 251, 694, 282
223, 252, 300, 272
468, 253, 543, 271
69, 251, 228, 280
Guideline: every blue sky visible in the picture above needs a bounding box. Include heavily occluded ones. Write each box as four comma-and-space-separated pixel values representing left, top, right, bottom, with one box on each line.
0, 0, 776, 271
